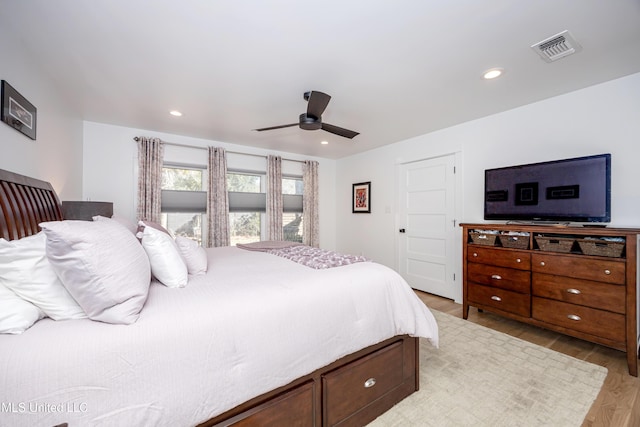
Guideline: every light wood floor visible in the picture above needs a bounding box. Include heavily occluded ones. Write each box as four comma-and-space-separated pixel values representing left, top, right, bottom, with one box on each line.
414, 290, 640, 427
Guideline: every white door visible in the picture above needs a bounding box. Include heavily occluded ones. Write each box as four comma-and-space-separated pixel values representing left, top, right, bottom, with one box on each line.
398, 154, 456, 299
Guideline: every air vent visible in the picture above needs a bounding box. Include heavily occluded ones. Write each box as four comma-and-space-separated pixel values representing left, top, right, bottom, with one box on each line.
531, 30, 582, 63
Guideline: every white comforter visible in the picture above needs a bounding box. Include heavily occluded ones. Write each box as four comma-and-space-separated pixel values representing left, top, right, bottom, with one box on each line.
0, 247, 438, 426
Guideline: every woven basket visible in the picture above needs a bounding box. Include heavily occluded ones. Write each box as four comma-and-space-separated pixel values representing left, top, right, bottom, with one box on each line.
499, 234, 530, 250
577, 239, 624, 258
535, 236, 575, 253
470, 232, 498, 246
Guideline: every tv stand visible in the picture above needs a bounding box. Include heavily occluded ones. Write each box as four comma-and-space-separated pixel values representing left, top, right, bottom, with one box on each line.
461, 223, 640, 376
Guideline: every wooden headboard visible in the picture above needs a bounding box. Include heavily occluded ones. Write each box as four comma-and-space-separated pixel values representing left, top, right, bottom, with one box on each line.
0, 169, 63, 241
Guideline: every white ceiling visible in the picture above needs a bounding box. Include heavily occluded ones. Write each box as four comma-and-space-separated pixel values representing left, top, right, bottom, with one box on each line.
3, 0, 640, 159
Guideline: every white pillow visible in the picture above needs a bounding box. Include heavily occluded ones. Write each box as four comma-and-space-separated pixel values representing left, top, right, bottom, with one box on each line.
0, 283, 44, 334
0, 233, 86, 320
94, 214, 138, 235
175, 236, 208, 275
139, 222, 188, 288
40, 219, 151, 325
137, 220, 172, 237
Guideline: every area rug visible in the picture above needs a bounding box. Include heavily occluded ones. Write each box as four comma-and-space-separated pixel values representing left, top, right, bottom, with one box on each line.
369, 310, 608, 427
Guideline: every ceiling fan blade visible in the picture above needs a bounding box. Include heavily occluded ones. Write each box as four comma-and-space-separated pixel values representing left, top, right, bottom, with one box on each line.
306, 91, 331, 119
321, 123, 359, 139
253, 123, 298, 132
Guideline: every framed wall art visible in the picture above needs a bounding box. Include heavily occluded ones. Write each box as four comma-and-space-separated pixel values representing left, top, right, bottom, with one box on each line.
352, 181, 371, 213
1, 80, 37, 140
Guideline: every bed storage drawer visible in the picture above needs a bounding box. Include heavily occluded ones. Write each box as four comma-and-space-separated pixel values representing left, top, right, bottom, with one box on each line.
323, 340, 404, 426
225, 381, 315, 426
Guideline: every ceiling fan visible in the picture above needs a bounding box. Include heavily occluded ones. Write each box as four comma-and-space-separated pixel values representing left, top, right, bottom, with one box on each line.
254, 91, 359, 139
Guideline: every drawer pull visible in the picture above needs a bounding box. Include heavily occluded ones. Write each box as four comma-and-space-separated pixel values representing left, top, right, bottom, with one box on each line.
567, 314, 582, 321
491, 275, 502, 280
516, 258, 521, 263
491, 295, 502, 302
364, 378, 377, 388
540, 261, 545, 266
472, 252, 478, 257
566, 288, 581, 295
604, 269, 611, 275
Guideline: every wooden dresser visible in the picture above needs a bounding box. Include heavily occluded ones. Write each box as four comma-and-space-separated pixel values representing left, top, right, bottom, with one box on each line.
461, 223, 639, 376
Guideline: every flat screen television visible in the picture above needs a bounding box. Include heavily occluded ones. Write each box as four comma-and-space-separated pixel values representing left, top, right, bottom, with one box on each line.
484, 153, 611, 223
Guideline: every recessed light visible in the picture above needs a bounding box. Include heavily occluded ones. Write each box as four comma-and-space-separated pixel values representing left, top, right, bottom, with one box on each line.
483, 68, 504, 79
169, 110, 183, 117
321, 140, 329, 145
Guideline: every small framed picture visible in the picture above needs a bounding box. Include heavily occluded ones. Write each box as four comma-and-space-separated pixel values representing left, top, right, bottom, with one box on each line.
352, 181, 371, 213
1, 80, 37, 140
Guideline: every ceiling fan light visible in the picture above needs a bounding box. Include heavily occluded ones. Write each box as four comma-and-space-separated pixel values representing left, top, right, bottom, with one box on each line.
299, 113, 322, 130
254, 91, 359, 139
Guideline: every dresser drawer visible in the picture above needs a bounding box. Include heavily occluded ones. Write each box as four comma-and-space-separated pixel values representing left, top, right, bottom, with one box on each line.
531, 253, 625, 284
532, 273, 625, 314
323, 340, 403, 426
468, 283, 531, 317
467, 246, 530, 270
532, 297, 625, 343
467, 263, 530, 293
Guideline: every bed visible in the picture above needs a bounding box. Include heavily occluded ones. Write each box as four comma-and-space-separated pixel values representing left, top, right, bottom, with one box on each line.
0, 168, 439, 427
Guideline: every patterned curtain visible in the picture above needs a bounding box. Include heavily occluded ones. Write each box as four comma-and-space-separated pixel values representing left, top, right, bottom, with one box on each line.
303, 160, 319, 247
136, 137, 164, 222
266, 155, 283, 241
207, 147, 230, 247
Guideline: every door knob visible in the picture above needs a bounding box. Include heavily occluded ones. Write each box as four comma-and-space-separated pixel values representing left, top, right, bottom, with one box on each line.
399, 228, 406, 233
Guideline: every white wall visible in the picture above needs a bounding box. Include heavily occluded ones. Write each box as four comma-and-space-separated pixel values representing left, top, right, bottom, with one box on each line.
0, 27, 83, 199
336, 72, 640, 282
82, 121, 338, 249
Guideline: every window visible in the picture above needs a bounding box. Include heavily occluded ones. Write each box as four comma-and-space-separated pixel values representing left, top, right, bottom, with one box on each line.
283, 212, 303, 242
282, 177, 303, 195
229, 212, 261, 245
227, 172, 304, 245
282, 177, 303, 242
162, 168, 203, 191
227, 172, 261, 193
161, 166, 207, 245
227, 172, 264, 246
160, 167, 304, 246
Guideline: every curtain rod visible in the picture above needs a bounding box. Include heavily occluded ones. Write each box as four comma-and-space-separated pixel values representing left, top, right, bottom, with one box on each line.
133, 137, 305, 164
